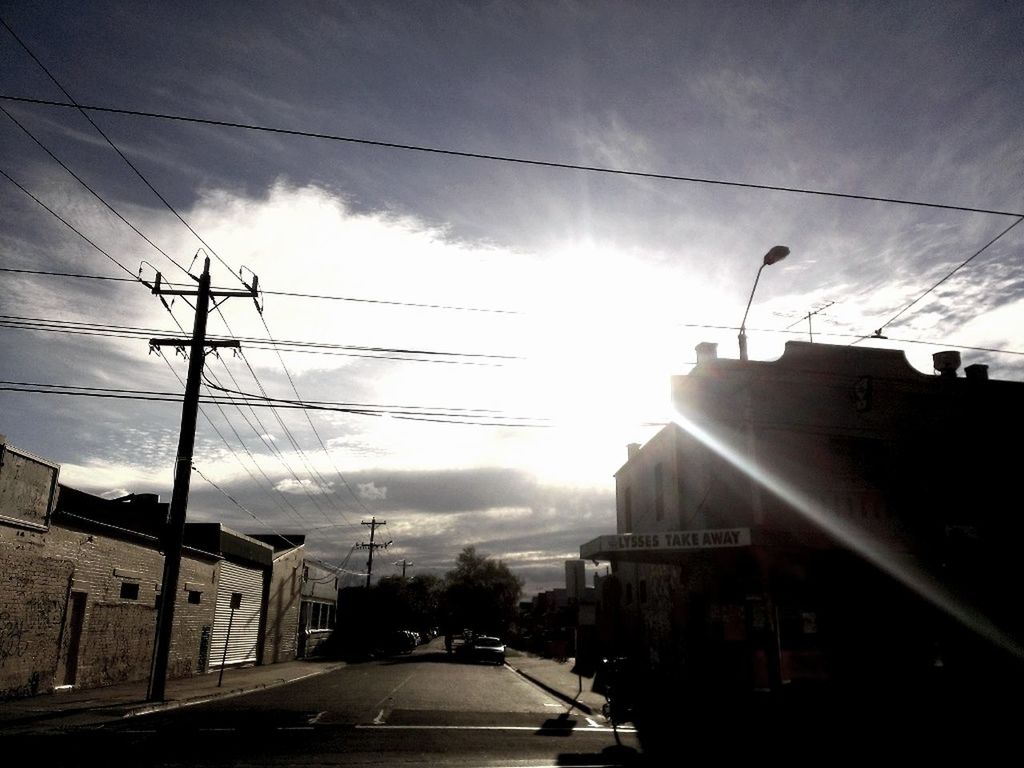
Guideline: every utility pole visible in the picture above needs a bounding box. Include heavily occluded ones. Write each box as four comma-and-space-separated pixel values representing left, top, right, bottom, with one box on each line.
802, 300, 835, 343
395, 559, 413, 579
145, 257, 256, 702
356, 517, 390, 588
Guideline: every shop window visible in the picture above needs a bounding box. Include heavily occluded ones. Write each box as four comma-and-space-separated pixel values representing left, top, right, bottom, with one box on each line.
120, 581, 140, 600
188, 590, 202, 605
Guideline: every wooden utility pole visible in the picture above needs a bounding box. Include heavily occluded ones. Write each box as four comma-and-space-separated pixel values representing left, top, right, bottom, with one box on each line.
395, 559, 413, 579
145, 257, 255, 702
356, 517, 390, 588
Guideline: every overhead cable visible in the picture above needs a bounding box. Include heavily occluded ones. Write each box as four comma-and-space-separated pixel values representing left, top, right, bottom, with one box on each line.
1, 93, 1020, 218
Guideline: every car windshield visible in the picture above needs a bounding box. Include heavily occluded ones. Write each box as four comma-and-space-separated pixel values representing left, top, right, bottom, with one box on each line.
474, 638, 502, 648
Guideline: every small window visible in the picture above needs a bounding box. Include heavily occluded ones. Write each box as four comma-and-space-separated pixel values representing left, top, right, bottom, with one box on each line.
639, 580, 648, 604
120, 581, 140, 600
188, 590, 202, 605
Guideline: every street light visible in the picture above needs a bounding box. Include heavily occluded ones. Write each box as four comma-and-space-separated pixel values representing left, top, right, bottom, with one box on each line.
738, 245, 790, 361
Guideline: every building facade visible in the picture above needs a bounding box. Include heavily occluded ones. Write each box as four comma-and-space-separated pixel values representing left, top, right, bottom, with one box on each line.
581, 341, 1024, 705
0, 439, 219, 697
298, 559, 338, 658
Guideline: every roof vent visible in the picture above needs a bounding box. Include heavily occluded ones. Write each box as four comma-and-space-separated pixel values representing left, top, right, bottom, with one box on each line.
627, 443, 641, 460
932, 351, 961, 378
965, 363, 989, 382
695, 342, 718, 364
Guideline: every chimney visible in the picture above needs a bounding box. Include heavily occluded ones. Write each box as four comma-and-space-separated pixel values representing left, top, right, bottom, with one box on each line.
932, 351, 961, 379
627, 443, 641, 461
695, 342, 719, 365
965, 363, 989, 382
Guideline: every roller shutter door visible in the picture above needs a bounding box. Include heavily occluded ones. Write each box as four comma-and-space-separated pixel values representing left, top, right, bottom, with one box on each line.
210, 560, 263, 668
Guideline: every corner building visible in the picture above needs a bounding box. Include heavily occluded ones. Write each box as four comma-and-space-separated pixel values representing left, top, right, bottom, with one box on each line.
582, 341, 1024, 710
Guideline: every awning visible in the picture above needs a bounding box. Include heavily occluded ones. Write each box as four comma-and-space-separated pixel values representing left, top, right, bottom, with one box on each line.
580, 528, 752, 562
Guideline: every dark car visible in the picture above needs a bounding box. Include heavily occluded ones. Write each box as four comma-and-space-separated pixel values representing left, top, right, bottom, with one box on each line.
465, 635, 505, 665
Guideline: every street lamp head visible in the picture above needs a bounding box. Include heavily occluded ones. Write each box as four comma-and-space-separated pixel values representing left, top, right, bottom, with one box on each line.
763, 245, 790, 266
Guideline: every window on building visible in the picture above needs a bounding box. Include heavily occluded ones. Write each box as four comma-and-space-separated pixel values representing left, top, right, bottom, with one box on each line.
639, 580, 648, 603
120, 581, 140, 600
654, 463, 665, 521
623, 487, 633, 532
187, 590, 202, 604
305, 601, 335, 631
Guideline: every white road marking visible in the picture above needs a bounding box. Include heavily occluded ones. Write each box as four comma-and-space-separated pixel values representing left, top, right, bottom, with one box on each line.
278, 726, 314, 731
354, 724, 635, 733
199, 728, 236, 732
542, 703, 562, 708
307, 711, 327, 724
372, 708, 387, 725
585, 717, 600, 728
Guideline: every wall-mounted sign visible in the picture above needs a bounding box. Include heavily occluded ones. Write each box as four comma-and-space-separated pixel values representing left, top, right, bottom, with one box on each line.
580, 528, 751, 561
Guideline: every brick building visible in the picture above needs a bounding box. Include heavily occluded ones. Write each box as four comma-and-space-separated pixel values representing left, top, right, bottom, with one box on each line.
0, 438, 217, 697
581, 342, 1024, 706
0, 435, 305, 699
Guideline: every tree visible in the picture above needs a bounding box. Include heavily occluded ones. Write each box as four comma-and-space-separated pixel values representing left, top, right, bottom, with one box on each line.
442, 546, 523, 637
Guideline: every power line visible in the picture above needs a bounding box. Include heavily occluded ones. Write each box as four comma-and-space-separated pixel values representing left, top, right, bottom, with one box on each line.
2, 94, 1020, 219
856, 218, 1024, 348
191, 462, 349, 574
0, 102, 192, 277
0, 17, 235, 282
870, 216, 1024, 337
0, 314, 518, 362
0, 266, 522, 314
0, 380, 556, 426
0, 166, 140, 281
156, 350, 321, 533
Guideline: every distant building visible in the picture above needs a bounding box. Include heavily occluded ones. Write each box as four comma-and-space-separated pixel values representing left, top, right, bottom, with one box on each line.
249, 534, 306, 665
298, 560, 339, 658
581, 342, 1024, 700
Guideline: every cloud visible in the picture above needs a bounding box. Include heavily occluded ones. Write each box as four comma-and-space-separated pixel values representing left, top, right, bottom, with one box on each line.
358, 481, 387, 500
274, 478, 334, 495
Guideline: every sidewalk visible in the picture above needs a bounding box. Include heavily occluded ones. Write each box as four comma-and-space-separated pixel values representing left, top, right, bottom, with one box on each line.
506, 651, 606, 717
0, 658, 346, 734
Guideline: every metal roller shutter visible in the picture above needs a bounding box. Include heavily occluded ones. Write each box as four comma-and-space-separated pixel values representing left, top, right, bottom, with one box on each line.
209, 560, 263, 668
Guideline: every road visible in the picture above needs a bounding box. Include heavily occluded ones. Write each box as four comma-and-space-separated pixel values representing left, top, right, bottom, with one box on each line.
7, 641, 642, 767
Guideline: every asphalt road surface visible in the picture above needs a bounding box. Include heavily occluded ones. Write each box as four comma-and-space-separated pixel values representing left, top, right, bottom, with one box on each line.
8, 642, 642, 767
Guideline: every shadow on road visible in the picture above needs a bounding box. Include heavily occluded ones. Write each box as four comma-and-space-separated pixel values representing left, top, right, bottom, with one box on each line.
535, 712, 576, 737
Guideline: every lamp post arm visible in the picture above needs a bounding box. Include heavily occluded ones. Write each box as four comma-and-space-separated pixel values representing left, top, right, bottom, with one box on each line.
740, 263, 766, 336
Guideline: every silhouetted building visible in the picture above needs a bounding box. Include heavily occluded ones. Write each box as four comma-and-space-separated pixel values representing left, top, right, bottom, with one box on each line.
581, 342, 1024, 707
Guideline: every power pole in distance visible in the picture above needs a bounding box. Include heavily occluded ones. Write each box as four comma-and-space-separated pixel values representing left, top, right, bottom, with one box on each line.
356, 517, 391, 588
145, 257, 256, 702
395, 559, 413, 579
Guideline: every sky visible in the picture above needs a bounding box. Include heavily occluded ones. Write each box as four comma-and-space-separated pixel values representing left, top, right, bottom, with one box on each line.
0, 1, 1021, 594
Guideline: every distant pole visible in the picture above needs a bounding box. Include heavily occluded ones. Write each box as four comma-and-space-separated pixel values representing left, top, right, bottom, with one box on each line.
145, 258, 253, 702
357, 517, 390, 588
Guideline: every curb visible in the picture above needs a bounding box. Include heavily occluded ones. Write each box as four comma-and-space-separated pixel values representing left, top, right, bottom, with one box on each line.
122, 662, 347, 719
510, 665, 596, 716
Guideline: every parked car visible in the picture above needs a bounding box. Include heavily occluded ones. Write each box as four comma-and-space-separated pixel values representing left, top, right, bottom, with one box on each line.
464, 635, 505, 665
